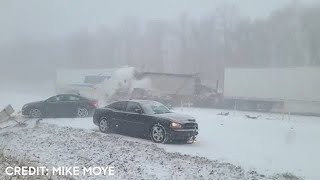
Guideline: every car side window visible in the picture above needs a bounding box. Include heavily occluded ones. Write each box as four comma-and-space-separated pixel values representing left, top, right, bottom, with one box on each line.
108, 101, 126, 111
56, 95, 68, 102
69, 95, 81, 101
47, 96, 57, 102
126, 102, 142, 113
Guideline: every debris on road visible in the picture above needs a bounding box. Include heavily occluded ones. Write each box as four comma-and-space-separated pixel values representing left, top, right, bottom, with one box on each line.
0, 105, 14, 123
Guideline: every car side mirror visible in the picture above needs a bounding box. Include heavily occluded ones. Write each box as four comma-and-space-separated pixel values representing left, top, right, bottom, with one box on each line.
135, 109, 142, 114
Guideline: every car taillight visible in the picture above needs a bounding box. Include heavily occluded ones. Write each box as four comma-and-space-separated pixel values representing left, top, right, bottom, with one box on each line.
91, 100, 98, 108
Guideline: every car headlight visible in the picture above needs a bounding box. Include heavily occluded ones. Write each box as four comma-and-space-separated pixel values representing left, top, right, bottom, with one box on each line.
22, 104, 29, 109
170, 122, 182, 129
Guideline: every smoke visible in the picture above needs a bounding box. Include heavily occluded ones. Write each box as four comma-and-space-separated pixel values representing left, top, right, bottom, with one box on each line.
131, 78, 152, 92
95, 66, 136, 105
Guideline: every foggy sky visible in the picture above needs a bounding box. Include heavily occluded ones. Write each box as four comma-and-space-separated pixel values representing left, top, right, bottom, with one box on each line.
1, 0, 317, 43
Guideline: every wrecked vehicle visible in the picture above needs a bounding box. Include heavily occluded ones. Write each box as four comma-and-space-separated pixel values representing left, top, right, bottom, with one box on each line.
93, 100, 198, 143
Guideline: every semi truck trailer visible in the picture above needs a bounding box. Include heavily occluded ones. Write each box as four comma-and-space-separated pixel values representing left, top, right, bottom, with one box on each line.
223, 67, 320, 115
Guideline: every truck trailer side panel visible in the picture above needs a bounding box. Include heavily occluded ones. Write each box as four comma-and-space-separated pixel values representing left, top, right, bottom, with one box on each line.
224, 67, 320, 114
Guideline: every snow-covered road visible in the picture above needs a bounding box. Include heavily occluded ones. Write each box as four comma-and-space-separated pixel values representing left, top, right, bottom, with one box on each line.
1, 92, 320, 179
1, 119, 291, 180
39, 108, 320, 180
168, 108, 320, 180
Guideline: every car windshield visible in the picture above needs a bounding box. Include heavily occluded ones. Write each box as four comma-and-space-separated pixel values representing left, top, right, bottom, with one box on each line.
141, 101, 171, 114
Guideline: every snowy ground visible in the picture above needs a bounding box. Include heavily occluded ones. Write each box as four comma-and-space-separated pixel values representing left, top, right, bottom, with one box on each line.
169, 108, 320, 180
39, 109, 320, 180
1, 118, 296, 180
1, 92, 319, 179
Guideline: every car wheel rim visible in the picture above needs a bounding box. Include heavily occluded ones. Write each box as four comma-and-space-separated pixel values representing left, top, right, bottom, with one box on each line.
30, 109, 41, 118
99, 118, 108, 132
77, 108, 88, 117
152, 126, 164, 142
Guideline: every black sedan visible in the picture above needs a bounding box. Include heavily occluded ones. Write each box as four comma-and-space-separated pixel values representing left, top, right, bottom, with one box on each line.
93, 100, 198, 143
22, 94, 98, 118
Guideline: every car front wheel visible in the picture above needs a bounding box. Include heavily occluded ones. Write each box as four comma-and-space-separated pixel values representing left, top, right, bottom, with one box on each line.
150, 124, 168, 144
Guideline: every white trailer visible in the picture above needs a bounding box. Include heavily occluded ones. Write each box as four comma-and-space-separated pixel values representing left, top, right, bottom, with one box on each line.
223, 67, 320, 115
55, 68, 117, 100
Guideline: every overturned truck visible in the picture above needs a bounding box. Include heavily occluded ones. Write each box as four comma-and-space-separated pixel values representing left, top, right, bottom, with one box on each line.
223, 67, 320, 115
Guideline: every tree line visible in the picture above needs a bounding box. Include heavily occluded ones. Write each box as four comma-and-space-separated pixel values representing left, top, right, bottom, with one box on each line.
1, 2, 320, 85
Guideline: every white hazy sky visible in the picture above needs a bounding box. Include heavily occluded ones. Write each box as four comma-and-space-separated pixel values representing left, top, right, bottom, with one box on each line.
0, 0, 317, 42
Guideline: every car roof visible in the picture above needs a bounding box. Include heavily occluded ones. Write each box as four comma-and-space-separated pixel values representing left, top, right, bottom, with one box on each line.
131, 99, 159, 103
55, 94, 88, 99
111, 99, 159, 104
56, 94, 82, 97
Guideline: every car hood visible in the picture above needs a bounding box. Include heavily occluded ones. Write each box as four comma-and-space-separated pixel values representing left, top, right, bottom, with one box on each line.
153, 112, 196, 124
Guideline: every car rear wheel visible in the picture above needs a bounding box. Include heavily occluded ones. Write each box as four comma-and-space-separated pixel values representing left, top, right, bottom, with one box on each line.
29, 108, 41, 118
99, 117, 111, 133
77, 107, 89, 118
150, 124, 168, 144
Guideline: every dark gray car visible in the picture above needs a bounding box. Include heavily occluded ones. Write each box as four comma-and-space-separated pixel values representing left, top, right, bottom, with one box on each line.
22, 94, 97, 118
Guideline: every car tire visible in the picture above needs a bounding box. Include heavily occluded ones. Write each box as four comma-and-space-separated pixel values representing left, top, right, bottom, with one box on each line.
29, 108, 42, 118
150, 124, 168, 144
99, 116, 111, 133
77, 107, 89, 118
